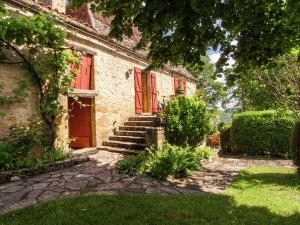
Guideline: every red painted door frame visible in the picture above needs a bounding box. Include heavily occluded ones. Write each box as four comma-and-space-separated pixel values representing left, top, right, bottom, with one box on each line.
151, 72, 159, 112
134, 67, 143, 114
68, 97, 92, 148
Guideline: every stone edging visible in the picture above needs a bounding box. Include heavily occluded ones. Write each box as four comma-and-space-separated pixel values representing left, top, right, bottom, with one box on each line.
0, 155, 90, 184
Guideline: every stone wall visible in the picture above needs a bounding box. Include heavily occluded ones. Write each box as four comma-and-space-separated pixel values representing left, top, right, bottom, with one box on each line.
0, 65, 40, 140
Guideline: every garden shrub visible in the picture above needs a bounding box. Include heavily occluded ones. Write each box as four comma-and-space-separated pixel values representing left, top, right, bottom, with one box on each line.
164, 95, 213, 147
0, 122, 66, 171
220, 124, 231, 152
290, 121, 300, 166
117, 144, 214, 179
230, 110, 295, 156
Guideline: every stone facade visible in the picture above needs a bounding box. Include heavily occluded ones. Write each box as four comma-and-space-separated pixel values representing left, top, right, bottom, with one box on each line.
0, 1, 197, 148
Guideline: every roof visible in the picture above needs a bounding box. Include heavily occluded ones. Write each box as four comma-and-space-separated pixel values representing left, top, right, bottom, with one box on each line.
8, 0, 197, 81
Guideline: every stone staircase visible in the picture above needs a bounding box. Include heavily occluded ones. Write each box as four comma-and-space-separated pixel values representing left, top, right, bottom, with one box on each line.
99, 114, 158, 154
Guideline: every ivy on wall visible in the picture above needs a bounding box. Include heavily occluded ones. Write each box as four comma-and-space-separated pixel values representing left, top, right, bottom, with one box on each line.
0, 0, 79, 148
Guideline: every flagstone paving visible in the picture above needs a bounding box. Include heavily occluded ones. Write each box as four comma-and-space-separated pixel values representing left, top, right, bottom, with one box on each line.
0, 151, 295, 213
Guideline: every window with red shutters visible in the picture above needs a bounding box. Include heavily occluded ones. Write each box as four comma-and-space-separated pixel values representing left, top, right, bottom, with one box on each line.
174, 77, 187, 95
72, 54, 93, 90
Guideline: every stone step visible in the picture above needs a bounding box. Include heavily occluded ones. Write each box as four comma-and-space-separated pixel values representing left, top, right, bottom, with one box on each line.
124, 121, 156, 127
114, 130, 146, 137
128, 116, 157, 121
102, 140, 146, 150
98, 146, 141, 155
109, 135, 146, 143
119, 126, 149, 131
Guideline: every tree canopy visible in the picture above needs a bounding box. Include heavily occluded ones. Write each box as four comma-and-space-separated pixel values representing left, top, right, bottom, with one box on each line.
223, 53, 300, 112
70, 0, 300, 71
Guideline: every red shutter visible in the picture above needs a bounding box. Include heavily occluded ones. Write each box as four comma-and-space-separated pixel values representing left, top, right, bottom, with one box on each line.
184, 80, 187, 95
174, 77, 180, 94
151, 73, 159, 112
134, 67, 143, 114
72, 55, 92, 90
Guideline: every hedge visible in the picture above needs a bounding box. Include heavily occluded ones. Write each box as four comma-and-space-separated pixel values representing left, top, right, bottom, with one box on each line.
290, 121, 300, 165
220, 124, 231, 152
230, 110, 296, 156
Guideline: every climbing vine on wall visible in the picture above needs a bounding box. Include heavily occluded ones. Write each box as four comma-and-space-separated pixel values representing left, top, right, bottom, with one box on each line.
0, 0, 79, 148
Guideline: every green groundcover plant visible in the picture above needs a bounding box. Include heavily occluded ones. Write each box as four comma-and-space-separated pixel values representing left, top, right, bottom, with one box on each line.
117, 144, 214, 179
0, 122, 68, 172
164, 95, 214, 147
230, 110, 296, 156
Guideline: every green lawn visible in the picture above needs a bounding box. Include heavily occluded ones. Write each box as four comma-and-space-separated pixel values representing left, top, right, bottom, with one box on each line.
1, 166, 300, 225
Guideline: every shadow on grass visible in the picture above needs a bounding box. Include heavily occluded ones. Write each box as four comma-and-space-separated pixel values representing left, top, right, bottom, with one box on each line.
0, 194, 299, 225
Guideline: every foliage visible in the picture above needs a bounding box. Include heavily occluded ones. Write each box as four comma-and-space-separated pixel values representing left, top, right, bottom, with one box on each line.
224, 54, 300, 112
187, 56, 226, 110
0, 80, 29, 108
0, 1, 79, 147
220, 124, 231, 152
230, 110, 296, 156
164, 95, 214, 147
117, 144, 214, 179
290, 121, 300, 166
70, 0, 300, 72
0, 122, 67, 171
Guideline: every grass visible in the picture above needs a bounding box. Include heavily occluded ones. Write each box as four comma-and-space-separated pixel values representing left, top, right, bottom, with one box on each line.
0, 166, 300, 225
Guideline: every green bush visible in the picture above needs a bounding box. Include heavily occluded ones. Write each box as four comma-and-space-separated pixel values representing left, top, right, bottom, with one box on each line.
117, 144, 214, 179
230, 110, 295, 156
290, 121, 300, 166
220, 124, 231, 152
164, 95, 213, 147
0, 122, 66, 171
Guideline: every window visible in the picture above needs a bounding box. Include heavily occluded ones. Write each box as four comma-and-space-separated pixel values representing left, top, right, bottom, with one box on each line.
174, 77, 187, 95
72, 54, 93, 90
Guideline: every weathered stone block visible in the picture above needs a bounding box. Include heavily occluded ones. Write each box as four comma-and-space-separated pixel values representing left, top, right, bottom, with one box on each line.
145, 127, 165, 149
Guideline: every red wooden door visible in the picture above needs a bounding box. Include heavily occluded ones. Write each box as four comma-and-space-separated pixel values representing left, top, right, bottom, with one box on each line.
134, 67, 143, 114
151, 73, 159, 112
68, 97, 92, 148
72, 55, 92, 90
184, 80, 187, 95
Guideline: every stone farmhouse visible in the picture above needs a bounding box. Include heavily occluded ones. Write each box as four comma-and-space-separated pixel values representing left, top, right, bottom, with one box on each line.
1, 0, 197, 153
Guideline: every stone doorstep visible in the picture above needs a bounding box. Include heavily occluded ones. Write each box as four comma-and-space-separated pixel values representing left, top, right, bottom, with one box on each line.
0, 156, 90, 185
71, 147, 99, 157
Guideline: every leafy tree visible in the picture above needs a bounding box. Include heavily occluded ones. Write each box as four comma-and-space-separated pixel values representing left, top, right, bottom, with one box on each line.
187, 56, 226, 110
223, 53, 300, 112
70, 0, 300, 71
0, 1, 78, 148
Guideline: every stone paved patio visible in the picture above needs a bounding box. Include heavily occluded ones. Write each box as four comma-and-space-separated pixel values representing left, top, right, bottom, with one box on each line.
0, 151, 295, 213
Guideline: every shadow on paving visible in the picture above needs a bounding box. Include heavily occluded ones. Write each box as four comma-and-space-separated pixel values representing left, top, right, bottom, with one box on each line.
0, 194, 299, 225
